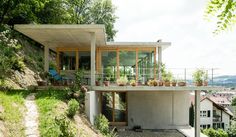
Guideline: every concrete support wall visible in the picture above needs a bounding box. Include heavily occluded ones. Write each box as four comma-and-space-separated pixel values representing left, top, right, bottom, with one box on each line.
127, 91, 189, 129
44, 45, 49, 72
85, 91, 99, 125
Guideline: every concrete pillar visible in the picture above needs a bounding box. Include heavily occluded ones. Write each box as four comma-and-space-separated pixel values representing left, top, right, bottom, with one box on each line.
85, 91, 99, 125
158, 46, 162, 80
90, 32, 96, 86
44, 45, 49, 72
195, 90, 200, 137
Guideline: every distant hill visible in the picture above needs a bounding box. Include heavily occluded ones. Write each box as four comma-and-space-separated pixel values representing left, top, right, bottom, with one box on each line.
211, 75, 236, 87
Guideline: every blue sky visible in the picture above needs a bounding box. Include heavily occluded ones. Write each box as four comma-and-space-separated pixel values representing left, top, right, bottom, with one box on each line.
113, 0, 236, 77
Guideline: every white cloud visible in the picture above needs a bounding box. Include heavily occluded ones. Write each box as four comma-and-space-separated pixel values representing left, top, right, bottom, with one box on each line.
112, 0, 236, 75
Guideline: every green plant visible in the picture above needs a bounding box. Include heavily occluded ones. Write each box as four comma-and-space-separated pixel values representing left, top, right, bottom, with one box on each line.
105, 77, 110, 81
94, 114, 109, 135
55, 114, 77, 137
75, 69, 84, 87
117, 76, 128, 86
193, 69, 206, 83
162, 71, 173, 82
67, 99, 79, 118
203, 128, 228, 137
129, 79, 136, 86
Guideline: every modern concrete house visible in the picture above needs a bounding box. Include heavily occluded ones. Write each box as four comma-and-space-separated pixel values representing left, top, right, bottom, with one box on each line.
14, 24, 219, 137
200, 97, 233, 130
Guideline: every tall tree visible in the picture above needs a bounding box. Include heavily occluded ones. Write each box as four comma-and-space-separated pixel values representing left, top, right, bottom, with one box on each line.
205, 0, 236, 34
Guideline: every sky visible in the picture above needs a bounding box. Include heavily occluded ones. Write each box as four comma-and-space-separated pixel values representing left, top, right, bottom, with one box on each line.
112, 0, 236, 77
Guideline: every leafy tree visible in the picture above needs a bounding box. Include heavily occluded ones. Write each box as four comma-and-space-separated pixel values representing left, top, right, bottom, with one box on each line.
205, 0, 236, 34
0, 0, 117, 40
228, 120, 236, 137
232, 97, 236, 106
203, 128, 228, 137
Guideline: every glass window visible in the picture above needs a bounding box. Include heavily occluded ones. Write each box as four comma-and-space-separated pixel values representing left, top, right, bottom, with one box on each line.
79, 51, 90, 70
119, 51, 136, 80
60, 51, 76, 70
101, 51, 117, 82
138, 51, 154, 83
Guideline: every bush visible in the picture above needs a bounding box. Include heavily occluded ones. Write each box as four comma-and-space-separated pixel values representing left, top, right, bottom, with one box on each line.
203, 128, 228, 137
55, 114, 77, 137
67, 99, 79, 118
94, 114, 109, 135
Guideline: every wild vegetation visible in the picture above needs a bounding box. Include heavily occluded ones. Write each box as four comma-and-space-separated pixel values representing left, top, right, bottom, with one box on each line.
0, 90, 30, 136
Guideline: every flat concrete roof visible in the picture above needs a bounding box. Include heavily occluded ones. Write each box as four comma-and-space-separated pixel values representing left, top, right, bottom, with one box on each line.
92, 86, 223, 92
14, 24, 171, 50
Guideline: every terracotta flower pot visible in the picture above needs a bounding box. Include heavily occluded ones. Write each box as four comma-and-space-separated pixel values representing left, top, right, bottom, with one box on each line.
158, 81, 164, 86
172, 82, 177, 87
130, 83, 137, 87
103, 81, 110, 86
203, 81, 208, 86
96, 81, 101, 86
164, 81, 170, 86
178, 82, 186, 86
153, 80, 158, 86
195, 82, 203, 86
118, 83, 126, 86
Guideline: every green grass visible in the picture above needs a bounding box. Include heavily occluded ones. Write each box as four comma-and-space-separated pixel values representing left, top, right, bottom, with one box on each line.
35, 89, 76, 137
0, 90, 30, 137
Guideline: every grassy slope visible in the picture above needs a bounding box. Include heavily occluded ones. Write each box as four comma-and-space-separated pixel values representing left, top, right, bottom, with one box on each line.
0, 90, 30, 137
35, 90, 71, 137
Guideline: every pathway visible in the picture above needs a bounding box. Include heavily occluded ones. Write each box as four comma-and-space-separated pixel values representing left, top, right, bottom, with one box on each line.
24, 93, 39, 137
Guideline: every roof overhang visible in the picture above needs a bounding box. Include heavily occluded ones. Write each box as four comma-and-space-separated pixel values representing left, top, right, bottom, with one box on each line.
14, 24, 171, 50
14, 24, 106, 48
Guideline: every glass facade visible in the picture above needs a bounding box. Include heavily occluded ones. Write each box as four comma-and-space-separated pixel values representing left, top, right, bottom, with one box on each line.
59, 51, 76, 70
119, 51, 136, 80
101, 51, 117, 82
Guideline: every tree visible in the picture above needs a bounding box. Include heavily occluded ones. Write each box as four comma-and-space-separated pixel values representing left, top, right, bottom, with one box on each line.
232, 97, 236, 106
0, 0, 117, 40
205, 0, 236, 34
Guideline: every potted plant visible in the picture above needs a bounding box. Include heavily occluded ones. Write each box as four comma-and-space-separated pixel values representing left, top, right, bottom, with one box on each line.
163, 71, 172, 87
153, 79, 158, 86
96, 76, 102, 86
193, 69, 205, 86
171, 79, 177, 87
203, 73, 208, 86
103, 77, 110, 86
130, 80, 137, 87
158, 80, 164, 86
117, 76, 128, 86
178, 79, 186, 86
147, 80, 154, 86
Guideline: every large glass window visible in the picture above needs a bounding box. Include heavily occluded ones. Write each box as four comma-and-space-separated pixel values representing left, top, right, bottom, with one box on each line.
60, 51, 76, 70
101, 51, 117, 82
79, 51, 90, 70
138, 51, 154, 83
119, 51, 136, 80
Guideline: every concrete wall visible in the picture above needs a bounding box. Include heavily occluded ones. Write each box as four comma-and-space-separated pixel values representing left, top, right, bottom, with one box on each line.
222, 110, 230, 129
127, 91, 190, 129
200, 99, 213, 127
85, 91, 99, 125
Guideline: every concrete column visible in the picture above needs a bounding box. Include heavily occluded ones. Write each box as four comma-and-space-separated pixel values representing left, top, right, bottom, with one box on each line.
158, 46, 162, 80
90, 32, 96, 86
195, 90, 200, 137
44, 45, 49, 72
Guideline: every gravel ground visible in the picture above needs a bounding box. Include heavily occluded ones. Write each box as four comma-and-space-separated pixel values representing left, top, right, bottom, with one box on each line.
117, 129, 185, 137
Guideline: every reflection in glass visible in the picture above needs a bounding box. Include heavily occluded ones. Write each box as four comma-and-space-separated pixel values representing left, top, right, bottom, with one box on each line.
101, 92, 113, 121
138, 51, 154, 83
101, 51, 117, 82
119, 51, 136, 80
79, 51, 90, 70
60, 51, 76, 70
114, 92, 126, 122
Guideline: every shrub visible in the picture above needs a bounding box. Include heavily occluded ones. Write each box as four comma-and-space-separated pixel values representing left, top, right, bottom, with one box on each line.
203, 128, 228, 137
67, 99, 79, 118
55, 114, 77, 137
94, 114, 109, 135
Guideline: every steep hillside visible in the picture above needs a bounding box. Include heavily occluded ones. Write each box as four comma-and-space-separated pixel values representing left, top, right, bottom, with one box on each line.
0, 25, 44, 89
